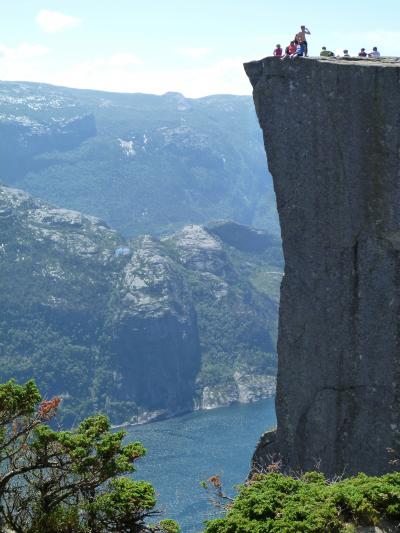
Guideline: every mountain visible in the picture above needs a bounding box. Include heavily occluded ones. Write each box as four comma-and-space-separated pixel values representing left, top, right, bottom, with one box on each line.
0, 81, 279, 238
0, 184, 282, 425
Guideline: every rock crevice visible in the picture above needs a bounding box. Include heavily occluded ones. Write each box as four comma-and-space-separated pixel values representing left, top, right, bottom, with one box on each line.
245, 57, 400, 476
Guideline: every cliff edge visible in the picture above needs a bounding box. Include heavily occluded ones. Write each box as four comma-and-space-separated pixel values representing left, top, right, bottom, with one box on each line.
244, 56, 400, 476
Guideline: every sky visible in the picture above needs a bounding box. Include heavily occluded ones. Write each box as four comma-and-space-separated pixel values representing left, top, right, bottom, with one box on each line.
1, 0, 400, 97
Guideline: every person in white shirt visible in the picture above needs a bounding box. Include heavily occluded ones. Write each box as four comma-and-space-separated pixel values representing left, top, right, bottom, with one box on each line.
368, 47, 381, 58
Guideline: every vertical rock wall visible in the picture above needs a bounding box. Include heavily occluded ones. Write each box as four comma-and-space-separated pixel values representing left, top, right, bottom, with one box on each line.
244, 57, 400, 476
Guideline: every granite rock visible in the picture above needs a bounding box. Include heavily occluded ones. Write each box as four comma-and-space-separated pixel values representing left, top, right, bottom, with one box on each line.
245, 57, 400, 476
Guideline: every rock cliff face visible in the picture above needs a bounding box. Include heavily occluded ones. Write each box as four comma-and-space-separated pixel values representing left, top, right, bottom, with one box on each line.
245, 57, 400, 476
109, 235, 200, 421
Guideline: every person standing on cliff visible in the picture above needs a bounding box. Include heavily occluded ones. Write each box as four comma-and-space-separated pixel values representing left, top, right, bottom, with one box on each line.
295, 25, 311, 56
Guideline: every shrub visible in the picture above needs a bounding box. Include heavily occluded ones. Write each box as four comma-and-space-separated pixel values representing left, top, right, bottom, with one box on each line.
204, 472, 400, 532
0, 379, 179, 533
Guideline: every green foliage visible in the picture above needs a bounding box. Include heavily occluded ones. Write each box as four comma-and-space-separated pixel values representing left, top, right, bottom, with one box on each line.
157, 519, 181, 532
0, 197, 122, 424
29, 507, 87, 533
0, 379, 177, 533
90, 477, 158, 532
0, 379, 41, 421
204, 472, 400, 533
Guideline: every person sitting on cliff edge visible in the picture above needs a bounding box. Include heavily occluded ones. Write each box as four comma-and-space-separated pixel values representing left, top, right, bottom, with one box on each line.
358, 48, 367, 57
291, 41, 306, 59
273, 44, 283, 57
281, 41, 297, 61
368, 46, 381, 58
320, 46, 334, 58
295, 25, 311, 56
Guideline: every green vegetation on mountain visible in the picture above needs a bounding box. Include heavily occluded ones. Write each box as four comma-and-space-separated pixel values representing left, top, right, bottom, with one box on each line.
204, 472, 400, 532
0, 82, 278, 238
0, 379, 178, 533
0, 184, 282, 425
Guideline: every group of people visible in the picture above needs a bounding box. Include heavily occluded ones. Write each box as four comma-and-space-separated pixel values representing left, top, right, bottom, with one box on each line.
273, 25, 311, 60
319, 46, 380, 59
272, 25, 381, 60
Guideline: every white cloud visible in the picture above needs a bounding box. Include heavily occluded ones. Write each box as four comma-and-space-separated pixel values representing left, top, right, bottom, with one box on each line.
0, 43, 50, 82
36, 10, 81, 33
0, 43, 49, 60
52, 55, 251, 97
103, 53, 143, 67
0, 44, 250, 97
179, 47, 210, 59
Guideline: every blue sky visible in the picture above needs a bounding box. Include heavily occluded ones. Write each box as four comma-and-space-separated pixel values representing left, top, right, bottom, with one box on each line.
1, 0, 399, 96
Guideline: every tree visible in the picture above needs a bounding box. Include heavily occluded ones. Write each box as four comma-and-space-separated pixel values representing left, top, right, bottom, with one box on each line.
90, 477, 160, 532
0, 379, 179, 533
0, 380, 49, 495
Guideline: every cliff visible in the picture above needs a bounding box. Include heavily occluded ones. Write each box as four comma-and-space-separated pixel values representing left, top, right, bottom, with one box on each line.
244, 56, 400, 476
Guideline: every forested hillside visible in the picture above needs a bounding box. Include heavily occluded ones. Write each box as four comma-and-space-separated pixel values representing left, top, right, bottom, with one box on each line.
0, 185, 282, 425
0, 81, 278, 238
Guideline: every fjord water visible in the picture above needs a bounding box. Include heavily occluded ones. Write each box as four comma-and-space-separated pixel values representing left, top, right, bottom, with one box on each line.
128, 398, 276, 533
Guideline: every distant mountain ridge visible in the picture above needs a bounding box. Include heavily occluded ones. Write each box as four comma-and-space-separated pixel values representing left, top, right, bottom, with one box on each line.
0, 81, 279, 238
0, 184, 281, 425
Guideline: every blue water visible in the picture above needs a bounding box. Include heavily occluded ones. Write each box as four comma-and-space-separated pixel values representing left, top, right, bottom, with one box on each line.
126, 398, 276, 533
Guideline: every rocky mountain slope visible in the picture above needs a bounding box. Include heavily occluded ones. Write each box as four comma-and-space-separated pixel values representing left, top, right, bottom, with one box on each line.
0, 81, 278, 238
0, 184, 282, 425
245, 56, 400, 476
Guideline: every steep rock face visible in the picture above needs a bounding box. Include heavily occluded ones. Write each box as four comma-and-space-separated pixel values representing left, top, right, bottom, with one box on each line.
245, 57, 400, 476
108, 235, 201, 421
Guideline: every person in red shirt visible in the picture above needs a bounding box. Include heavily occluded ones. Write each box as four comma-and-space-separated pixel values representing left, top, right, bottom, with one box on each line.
288, 41, 297, 54
281, 41, 297, 60
273, 44, 283, 57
